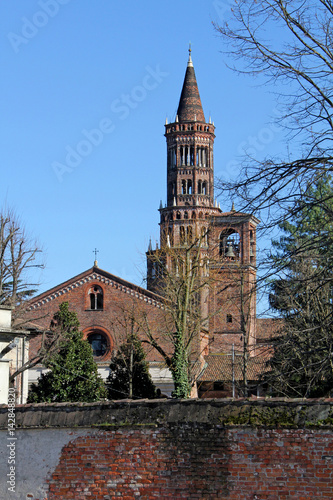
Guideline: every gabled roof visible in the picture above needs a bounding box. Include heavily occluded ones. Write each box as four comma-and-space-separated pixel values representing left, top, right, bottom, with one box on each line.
176, 52, 205, 123
28, 266, 165, 310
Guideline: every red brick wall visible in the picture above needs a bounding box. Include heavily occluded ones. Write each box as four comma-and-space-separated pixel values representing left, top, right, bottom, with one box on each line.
46, 426, 333, 499
1, 400, 332, 499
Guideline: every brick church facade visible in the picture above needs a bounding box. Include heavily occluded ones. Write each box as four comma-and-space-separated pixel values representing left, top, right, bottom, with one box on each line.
25, 50, 271, 398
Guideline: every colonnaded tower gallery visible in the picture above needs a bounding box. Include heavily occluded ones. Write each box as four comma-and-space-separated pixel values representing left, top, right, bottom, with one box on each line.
24, 50, 261, 400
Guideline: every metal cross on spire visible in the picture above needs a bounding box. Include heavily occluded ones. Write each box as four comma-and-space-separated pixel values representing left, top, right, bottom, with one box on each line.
188, 41, 193, 67
93, 248, 99, 267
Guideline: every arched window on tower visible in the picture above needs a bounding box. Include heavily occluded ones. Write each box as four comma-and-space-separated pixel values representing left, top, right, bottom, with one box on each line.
180, 226, 186, 245
198, 180, 202, 194
202, 258, 209, 277
89, 285, 104, 310
202, 148, 206, 167
190, 146, 194, 165
219, 230, 240, 260
202, 181, 207, 195
201, 226, 208, 246
168, 227, 173, 247
187, 226, 193, 244
180, 146, 185, 165
179, 258, 185, 276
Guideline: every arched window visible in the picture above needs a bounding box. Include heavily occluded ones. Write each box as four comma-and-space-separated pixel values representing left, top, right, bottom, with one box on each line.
180, 147, 185, 165
219, 230, 240, 259
202, 258, 209, 277
89, 285, 103, 310
190, 147, 194, 165
187, 226, 193, 244
180, 226, 186, 245
178, 258, 184, 276
176, 211, 181, 220
173, 257, 184, 277
184, 211, 189, 220
201, 226, 208, 245
167, 227, 173, 246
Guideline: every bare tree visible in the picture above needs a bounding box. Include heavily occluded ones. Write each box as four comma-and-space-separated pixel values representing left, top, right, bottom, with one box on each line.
0, 209, 43, 325
107, 303, 157, 400
0, 208, 49, 386
141, 233, 217, 398
9, 323, 70, 384
214, 0, 333, 227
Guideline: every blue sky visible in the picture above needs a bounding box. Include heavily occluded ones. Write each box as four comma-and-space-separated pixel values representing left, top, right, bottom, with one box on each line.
0, 1, 284, 295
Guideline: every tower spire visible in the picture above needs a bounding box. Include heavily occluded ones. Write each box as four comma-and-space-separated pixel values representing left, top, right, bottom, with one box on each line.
176, 47, 205, 122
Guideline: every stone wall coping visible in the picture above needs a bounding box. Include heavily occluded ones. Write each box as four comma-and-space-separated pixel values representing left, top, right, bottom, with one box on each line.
1, 398, 333, 429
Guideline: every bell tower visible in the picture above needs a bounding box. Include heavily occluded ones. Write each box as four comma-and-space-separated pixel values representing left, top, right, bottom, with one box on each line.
161, 47, 221, 248
147, 48, 221, 292
147, 48, 259, 360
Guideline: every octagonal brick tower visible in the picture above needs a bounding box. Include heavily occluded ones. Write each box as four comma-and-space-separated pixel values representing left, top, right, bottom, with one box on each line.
148, 49, 221, 277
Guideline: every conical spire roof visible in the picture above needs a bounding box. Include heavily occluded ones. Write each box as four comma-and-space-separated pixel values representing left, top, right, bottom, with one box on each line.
176, 48, 205, 123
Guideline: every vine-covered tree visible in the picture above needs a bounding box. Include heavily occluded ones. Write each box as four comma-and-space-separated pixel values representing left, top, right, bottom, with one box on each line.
107, 331, 156, 400
142, 233, 215, 399
264, 176, 333, 397
28, 302, 107, 403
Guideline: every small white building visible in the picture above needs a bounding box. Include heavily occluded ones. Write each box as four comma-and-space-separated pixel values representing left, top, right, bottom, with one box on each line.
0, 306, 29, 404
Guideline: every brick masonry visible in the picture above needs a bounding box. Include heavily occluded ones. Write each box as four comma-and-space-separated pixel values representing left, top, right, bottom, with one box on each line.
26, 267, 170, 364
0, 399, 333, 499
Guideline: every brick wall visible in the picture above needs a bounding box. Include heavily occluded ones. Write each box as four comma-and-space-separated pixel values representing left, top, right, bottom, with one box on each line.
0, 399, 333, 499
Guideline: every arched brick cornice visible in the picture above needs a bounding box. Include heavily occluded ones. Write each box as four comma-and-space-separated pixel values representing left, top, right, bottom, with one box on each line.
28, 268, 165, 311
